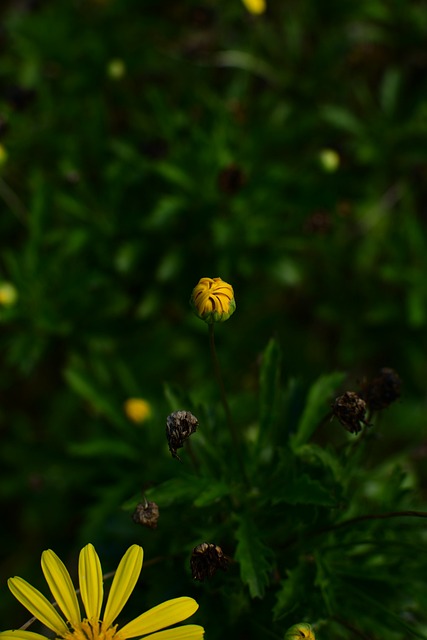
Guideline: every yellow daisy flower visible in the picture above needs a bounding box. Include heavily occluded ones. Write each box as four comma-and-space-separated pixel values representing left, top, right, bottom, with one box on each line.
124, 398, 152, 424
0, 544, 204, 640
242, 0, 266, 15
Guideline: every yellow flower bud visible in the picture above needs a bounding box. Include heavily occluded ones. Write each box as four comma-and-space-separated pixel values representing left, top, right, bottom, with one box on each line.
242, 0, 266, 14
190, 277, 236, 324
124, 398, 152, 424
0, 144, 8, 166
285, 623, 315, 640
107, 58, 126, 80
0, 282, 18, 306
319, 148, 340, 172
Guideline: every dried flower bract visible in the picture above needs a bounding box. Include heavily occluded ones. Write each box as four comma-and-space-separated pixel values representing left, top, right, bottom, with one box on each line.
166, 410, 199, 460
132, 500, 159, 529
190, 543, 229, 581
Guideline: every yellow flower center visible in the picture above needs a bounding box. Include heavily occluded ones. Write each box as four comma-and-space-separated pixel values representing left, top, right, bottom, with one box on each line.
61, 619, 124, 640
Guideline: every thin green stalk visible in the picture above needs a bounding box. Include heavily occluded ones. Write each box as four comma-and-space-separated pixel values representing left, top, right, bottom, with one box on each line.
208, 323, 248, 484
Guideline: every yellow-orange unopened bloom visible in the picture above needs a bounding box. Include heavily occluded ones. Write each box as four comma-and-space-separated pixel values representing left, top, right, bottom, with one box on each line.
242, 0, 266, 15
124, 398, 152, 424
285, 623, 315, 640
0, 544, 204, 640
190, 277, 236, 324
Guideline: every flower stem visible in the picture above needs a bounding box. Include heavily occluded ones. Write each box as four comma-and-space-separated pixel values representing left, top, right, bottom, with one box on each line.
208, 324, 247, 483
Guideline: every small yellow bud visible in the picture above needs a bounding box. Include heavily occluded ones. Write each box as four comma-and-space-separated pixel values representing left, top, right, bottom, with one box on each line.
124, 398, 152, 424
107, 58, 126, 80
319, 148, 340, 172
190, 277, 236, 324
242, 0, 266, 14
0, 282, 18, 306
285, 623, 315, 640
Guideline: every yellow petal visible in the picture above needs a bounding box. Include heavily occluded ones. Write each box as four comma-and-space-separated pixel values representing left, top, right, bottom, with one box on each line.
103, 545, 143, 627
0, 632, 48, 640
79, 544, 103, 620
41, 550, 81, 626
120, 597, 199, 638
8, 577, 69, 635
143, 626, 204, 640
242, 0, 265, 13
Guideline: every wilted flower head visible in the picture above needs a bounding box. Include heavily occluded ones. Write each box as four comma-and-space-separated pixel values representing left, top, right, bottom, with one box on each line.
124, 398, 152, 424
0, 543, 204, 640
242, 0, 266, 14
132, 500, 160, 529
331, 391, 369, 434
190, 543, 228, 581
285, 623, 315, 640
166, 410, 198, 460
359, 367, 402, 411
190, 277, 236, 324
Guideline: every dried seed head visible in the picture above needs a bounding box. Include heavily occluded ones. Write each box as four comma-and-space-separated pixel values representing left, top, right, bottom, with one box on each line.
166, 410, 198, 460
190, 542, 229, 581
132, 500, 160, 529
217, 163, 246, 195
360, 367, 402, 411
331, 391, 369, 434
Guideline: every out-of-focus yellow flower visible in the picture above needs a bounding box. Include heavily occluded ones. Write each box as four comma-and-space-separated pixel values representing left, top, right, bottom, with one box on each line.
124, 398, 152, 424
0, 144, 8, 166
190, 277, 236, 324
285, 623, 315, 640
107, 58, 126, 80
0, 282, 18, 307
242, 0, 266, 15
0, 544, 204, 640
319, 148, 340, 172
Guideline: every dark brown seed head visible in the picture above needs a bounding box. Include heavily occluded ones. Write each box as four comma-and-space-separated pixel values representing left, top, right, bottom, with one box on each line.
132, 500, 160, 529
217, 163, 246, 195
360, 367, 402, 411
331, 391, 369, 434
190, 542, 229, 581
166, 410, 198, 460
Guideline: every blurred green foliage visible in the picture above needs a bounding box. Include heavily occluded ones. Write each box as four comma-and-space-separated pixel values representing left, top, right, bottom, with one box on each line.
1, 0, 427, 638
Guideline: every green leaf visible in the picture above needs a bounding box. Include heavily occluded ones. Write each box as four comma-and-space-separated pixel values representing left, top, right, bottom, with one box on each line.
146, 476, 208, 507
290, 372, 345, 450
146, 475, 229, 509
234, 514, 274, 598
259, 338, 282, 442
193, 481, 230, 507
273, 564, 309, 621
272, 472, 337, 507
63, 367, 128, 431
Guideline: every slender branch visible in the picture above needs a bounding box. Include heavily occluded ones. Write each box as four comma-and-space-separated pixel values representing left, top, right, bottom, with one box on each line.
331, 616, 373, 640
282, 510, 427, 550
208, 323, 248, 484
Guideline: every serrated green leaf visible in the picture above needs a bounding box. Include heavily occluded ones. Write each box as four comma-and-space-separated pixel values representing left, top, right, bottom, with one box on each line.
193, 481, 230, 507
259, 338, 282, 441
148, 475, 229, 508
272, 472, 337, 507
273, 565, 308, 621
291, 372, 345, 450
234, 514, 274, 598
